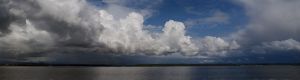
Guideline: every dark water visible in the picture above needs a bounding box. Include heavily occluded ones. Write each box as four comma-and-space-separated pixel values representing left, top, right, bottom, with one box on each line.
0, 66, 299, 80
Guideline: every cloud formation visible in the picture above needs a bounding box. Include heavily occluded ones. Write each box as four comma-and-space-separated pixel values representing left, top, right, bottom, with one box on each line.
262, 39, 300, 51
232, 0, 300, 52
0, 0, 238, 56
185, 10, 230, 27
0, 20, 53, 52
97, 11, 198, 55
197, 36, 239, 56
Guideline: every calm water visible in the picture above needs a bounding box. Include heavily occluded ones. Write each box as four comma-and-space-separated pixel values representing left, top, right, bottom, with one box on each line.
0, 66, 299, 80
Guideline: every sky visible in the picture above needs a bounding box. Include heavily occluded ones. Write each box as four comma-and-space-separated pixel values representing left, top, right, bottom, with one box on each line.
0, 0, 300, 64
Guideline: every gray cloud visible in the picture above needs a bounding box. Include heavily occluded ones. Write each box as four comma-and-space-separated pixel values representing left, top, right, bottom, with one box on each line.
231, 0, 300, 52
184, 10, 230, 27
227, 0, 300, 53
0, 0, 104, 54
0, 0, 13, 36
262, 39, 300, 51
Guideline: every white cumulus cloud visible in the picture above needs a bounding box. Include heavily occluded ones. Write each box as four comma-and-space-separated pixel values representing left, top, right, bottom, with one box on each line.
197, 36, 239, 56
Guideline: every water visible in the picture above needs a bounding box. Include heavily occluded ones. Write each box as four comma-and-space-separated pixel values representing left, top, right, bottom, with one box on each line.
0, 66, 299, 80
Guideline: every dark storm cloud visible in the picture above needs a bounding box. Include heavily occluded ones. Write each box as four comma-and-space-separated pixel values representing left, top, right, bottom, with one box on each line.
0, 0, 13, 36
0, 0, 104, 54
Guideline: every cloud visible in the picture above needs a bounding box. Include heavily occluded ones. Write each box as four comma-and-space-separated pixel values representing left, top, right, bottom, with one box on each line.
98, 11, 198, 55
0, 0, 105, 54
184, 10, 230, 27
262, 39, 300, 51
100, 0, 163, 19
0, 20, 53, 53
185, 7, 203, 16
231, 0, 300, 52
0, 0, 238, 57
197, 36, 239, 56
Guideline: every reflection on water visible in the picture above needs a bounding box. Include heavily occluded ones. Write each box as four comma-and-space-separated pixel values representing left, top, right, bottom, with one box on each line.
0, 66, 299, 80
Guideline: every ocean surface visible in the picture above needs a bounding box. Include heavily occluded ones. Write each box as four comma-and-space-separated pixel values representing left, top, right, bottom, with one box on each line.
0, 66, 299, 80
